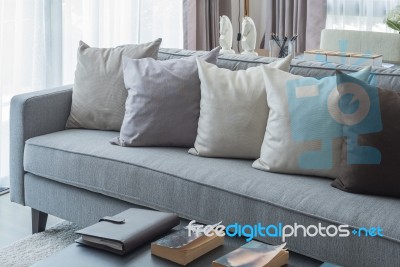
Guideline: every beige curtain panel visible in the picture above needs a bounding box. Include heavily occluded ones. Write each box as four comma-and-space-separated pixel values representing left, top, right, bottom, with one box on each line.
262, 0, 327, 53
184, 0, 231, 51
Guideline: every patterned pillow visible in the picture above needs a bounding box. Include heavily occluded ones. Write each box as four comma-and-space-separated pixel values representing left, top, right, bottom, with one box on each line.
253, 66, 371, 178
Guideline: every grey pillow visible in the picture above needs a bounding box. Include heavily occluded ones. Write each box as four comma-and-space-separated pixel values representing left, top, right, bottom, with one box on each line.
66, 39, 162, 131
332, 72, 400, 198
188, 56, 292, 159
110, 47, 220, 147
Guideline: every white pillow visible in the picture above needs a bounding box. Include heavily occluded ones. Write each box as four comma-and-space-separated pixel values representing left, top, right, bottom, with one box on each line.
188, 56, 292, 159
252, 66, 371, 178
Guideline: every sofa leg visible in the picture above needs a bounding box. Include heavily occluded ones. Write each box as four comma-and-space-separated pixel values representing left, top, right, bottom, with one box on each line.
32, 208, 48, 234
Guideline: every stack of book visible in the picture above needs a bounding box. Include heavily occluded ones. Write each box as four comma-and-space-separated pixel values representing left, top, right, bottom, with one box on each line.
152, 230, 288, 267
327, 51, 357, 65
304, 49, 383, 66
303, 49, 335, 62
151, 228, 225, 265
349, 53, 383, 67
75, 211, 288, 267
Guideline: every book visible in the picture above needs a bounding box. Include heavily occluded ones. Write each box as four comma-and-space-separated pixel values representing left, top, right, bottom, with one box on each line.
151, 228, 224, 265
303, 49, 336, 62
326, 51, 356, 65
75, 208, 179, 255
349, 53, 382, 67
304, 50, 383, 67
212, 241, 288, 267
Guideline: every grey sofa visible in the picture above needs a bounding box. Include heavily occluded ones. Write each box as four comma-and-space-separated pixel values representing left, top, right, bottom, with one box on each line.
10, 48, 400, 267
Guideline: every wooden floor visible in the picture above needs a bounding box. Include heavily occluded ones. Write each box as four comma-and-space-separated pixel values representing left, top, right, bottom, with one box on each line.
0, 192, 62, 248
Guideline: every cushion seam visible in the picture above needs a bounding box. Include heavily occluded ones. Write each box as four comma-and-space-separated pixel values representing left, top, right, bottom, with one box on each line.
158, 50, 400, 77
158, 50, 206, 57
25, 174, 398, 266
217, 57, 277, 64
158, 50, 277, 65
24, 142, 400, 243
290, 63, 400, 77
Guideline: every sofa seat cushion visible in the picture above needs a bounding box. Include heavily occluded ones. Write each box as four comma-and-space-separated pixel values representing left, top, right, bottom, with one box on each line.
24, 130, 400, 264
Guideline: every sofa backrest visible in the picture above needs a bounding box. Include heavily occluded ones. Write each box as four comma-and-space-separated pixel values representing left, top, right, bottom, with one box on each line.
158, 48, 400, 92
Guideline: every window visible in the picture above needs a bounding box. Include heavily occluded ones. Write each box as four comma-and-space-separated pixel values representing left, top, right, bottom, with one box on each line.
62, 0, 183, 84
0, 0, 183, 183
326, 0, 400, 32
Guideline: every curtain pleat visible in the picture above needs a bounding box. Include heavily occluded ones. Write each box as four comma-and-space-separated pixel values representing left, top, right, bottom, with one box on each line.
183, 0, 197, 50
183, 0, 220, 51
208, 0, 220, 49
306, 0, 328, 50
262, 0, 327, 53
0, 0, 183, 184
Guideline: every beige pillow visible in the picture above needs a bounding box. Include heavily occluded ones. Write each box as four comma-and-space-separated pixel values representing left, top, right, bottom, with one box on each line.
66, 39, 162, 131
188, 56, 292, 159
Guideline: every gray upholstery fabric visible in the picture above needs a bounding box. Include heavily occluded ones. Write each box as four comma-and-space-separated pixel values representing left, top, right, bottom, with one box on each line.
217, 54, 279, 70
66, 39, 162, 131
24, 174, 322, 267
24, 130, 400, 266
10, 85, 73, 205
111, 47, 220, 147
24, 173, 136, 227
9, 48, 400, 267
159, 49, 400, 92
158, 48, 210, 60
158, 48, 280, 70
290, 59, 400, 91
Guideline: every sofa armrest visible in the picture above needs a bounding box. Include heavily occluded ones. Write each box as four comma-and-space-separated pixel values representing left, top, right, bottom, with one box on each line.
10, 85, 73, 205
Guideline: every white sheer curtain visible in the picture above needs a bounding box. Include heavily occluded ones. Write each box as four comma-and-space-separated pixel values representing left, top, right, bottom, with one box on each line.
0, 0, 183, 185
0, 0, 59, 185
326, 0, 400, 32
62, 0, 183, 84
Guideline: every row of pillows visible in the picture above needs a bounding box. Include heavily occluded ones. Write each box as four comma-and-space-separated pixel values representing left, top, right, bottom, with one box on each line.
66, 39, 400, 198
258, 67, 400, 199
